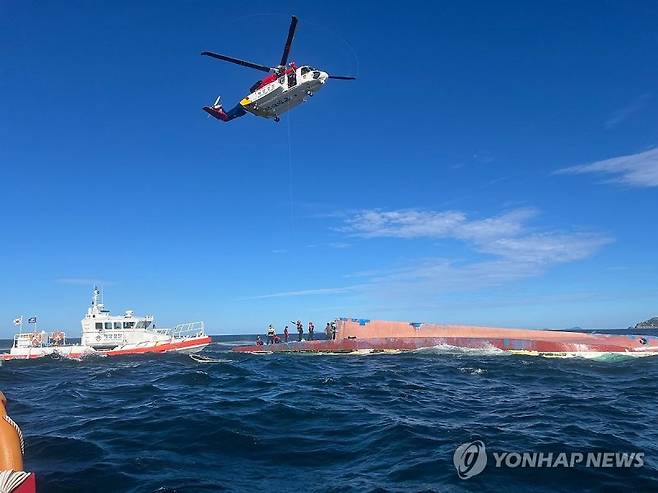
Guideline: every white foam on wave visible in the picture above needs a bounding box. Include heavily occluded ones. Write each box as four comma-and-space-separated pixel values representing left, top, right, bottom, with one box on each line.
413, 343, 508, 356
508, 350, 657, 360
188, 354, 231, 363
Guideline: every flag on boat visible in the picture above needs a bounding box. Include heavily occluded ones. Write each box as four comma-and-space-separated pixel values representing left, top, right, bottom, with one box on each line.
13, 317, 22, 326
28, 317, 37, 324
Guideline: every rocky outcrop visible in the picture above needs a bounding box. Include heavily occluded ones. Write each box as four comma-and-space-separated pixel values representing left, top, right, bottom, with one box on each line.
635, 317, 658, 329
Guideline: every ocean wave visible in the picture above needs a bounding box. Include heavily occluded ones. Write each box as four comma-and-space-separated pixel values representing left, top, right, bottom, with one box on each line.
413, 343, 508, 356
2, 346, 657, 492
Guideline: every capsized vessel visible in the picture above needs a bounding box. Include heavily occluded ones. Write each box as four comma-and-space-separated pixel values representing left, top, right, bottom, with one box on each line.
233, 318, 658, 357
1, 288, 211, 361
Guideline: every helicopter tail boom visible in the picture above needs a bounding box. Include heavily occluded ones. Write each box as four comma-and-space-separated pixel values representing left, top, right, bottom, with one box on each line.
203, 97, 247, 122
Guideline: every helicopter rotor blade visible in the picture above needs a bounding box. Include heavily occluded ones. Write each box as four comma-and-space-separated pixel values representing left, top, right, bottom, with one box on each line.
328, 75, 357, 80
280, 16, 298, 66
201, 51, 272, 73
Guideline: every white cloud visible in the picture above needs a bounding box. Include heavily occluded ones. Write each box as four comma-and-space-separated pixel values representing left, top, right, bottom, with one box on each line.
328, 242, 351, 249
243, 207, 611, 305
343, 209, 466, 239
478, 232, 610, 263
56, 278, 115, 286
605, 93, 652, 129
343, 208, 535, 241
238, 286, 357, 300
339, 207, 611, 302
555, 148, 658, 188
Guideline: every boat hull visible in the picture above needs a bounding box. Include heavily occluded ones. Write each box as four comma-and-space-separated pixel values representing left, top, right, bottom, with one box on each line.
0, 336, 212, 361
103, 336, 212, 357
233, 319, 658, 356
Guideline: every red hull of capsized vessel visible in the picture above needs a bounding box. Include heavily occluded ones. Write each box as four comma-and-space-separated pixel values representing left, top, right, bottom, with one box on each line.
233, 319, 658, 355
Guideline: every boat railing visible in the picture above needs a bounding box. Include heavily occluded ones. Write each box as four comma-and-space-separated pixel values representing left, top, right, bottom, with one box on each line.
154, 321, 205, 339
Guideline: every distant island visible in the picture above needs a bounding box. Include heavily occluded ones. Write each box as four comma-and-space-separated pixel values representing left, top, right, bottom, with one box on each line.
635, 317, 658, 329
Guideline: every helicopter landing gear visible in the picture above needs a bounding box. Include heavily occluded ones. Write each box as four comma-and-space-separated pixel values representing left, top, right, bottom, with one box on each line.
274, 116, 280, 123
306, 91, 314, 97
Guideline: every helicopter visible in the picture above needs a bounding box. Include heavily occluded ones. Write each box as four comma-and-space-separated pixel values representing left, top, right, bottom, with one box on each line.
201, 16, 356, 123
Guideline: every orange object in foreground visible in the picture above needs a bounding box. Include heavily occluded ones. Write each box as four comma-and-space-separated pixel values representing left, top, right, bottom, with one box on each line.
0, 392, 23, 471
0, 392, 36, 493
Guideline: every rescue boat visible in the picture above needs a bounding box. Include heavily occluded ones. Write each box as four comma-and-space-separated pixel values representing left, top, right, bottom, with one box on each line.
233, 318, 658, 357
1, 288, 212, 361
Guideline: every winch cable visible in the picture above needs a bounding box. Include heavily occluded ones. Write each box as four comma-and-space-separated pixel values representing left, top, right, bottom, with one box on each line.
286, 110, 294, 228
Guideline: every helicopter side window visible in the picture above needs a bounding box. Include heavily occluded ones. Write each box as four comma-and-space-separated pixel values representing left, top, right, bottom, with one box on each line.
288, 71, 297, 88
300, 66, 310, 76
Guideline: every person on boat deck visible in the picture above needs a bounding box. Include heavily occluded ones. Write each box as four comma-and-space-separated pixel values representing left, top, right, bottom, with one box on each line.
331, 321, 337, 340
256, 335, 264, 346
292, 320, 303, 341
283, 326, 289, 343
308, 321, 315, 341
267, 325, 276, 345
325, 322, 332, 339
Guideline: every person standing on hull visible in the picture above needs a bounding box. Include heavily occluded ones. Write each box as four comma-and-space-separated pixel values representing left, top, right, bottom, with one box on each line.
283, 325, 289, 343
308, 321, 315, 341
325, 322, 332, 339
331, 321, 337, 340
292, 320, 303, 341
267, 324, 276, 345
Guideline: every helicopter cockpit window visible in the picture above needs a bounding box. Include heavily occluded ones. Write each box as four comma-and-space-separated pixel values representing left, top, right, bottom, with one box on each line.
249, 81, 261, 93
300, 66, 311, 76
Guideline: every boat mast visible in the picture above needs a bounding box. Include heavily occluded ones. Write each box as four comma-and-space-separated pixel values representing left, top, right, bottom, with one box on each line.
92, 286, 100, 307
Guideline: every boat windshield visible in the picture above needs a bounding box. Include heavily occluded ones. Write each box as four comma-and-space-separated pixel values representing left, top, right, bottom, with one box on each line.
135, 320, 152, 329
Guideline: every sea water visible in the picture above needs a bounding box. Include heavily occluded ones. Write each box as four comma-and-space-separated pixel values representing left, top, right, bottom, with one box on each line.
1, 335, 657, 492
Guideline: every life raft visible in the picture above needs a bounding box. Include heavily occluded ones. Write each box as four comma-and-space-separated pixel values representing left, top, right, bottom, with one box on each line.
50, 331, 65, 346
0, 392, 36, 493
30, 333, 42, 348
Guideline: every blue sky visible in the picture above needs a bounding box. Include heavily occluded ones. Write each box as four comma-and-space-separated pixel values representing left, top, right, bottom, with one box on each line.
1, 0, 657, 335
